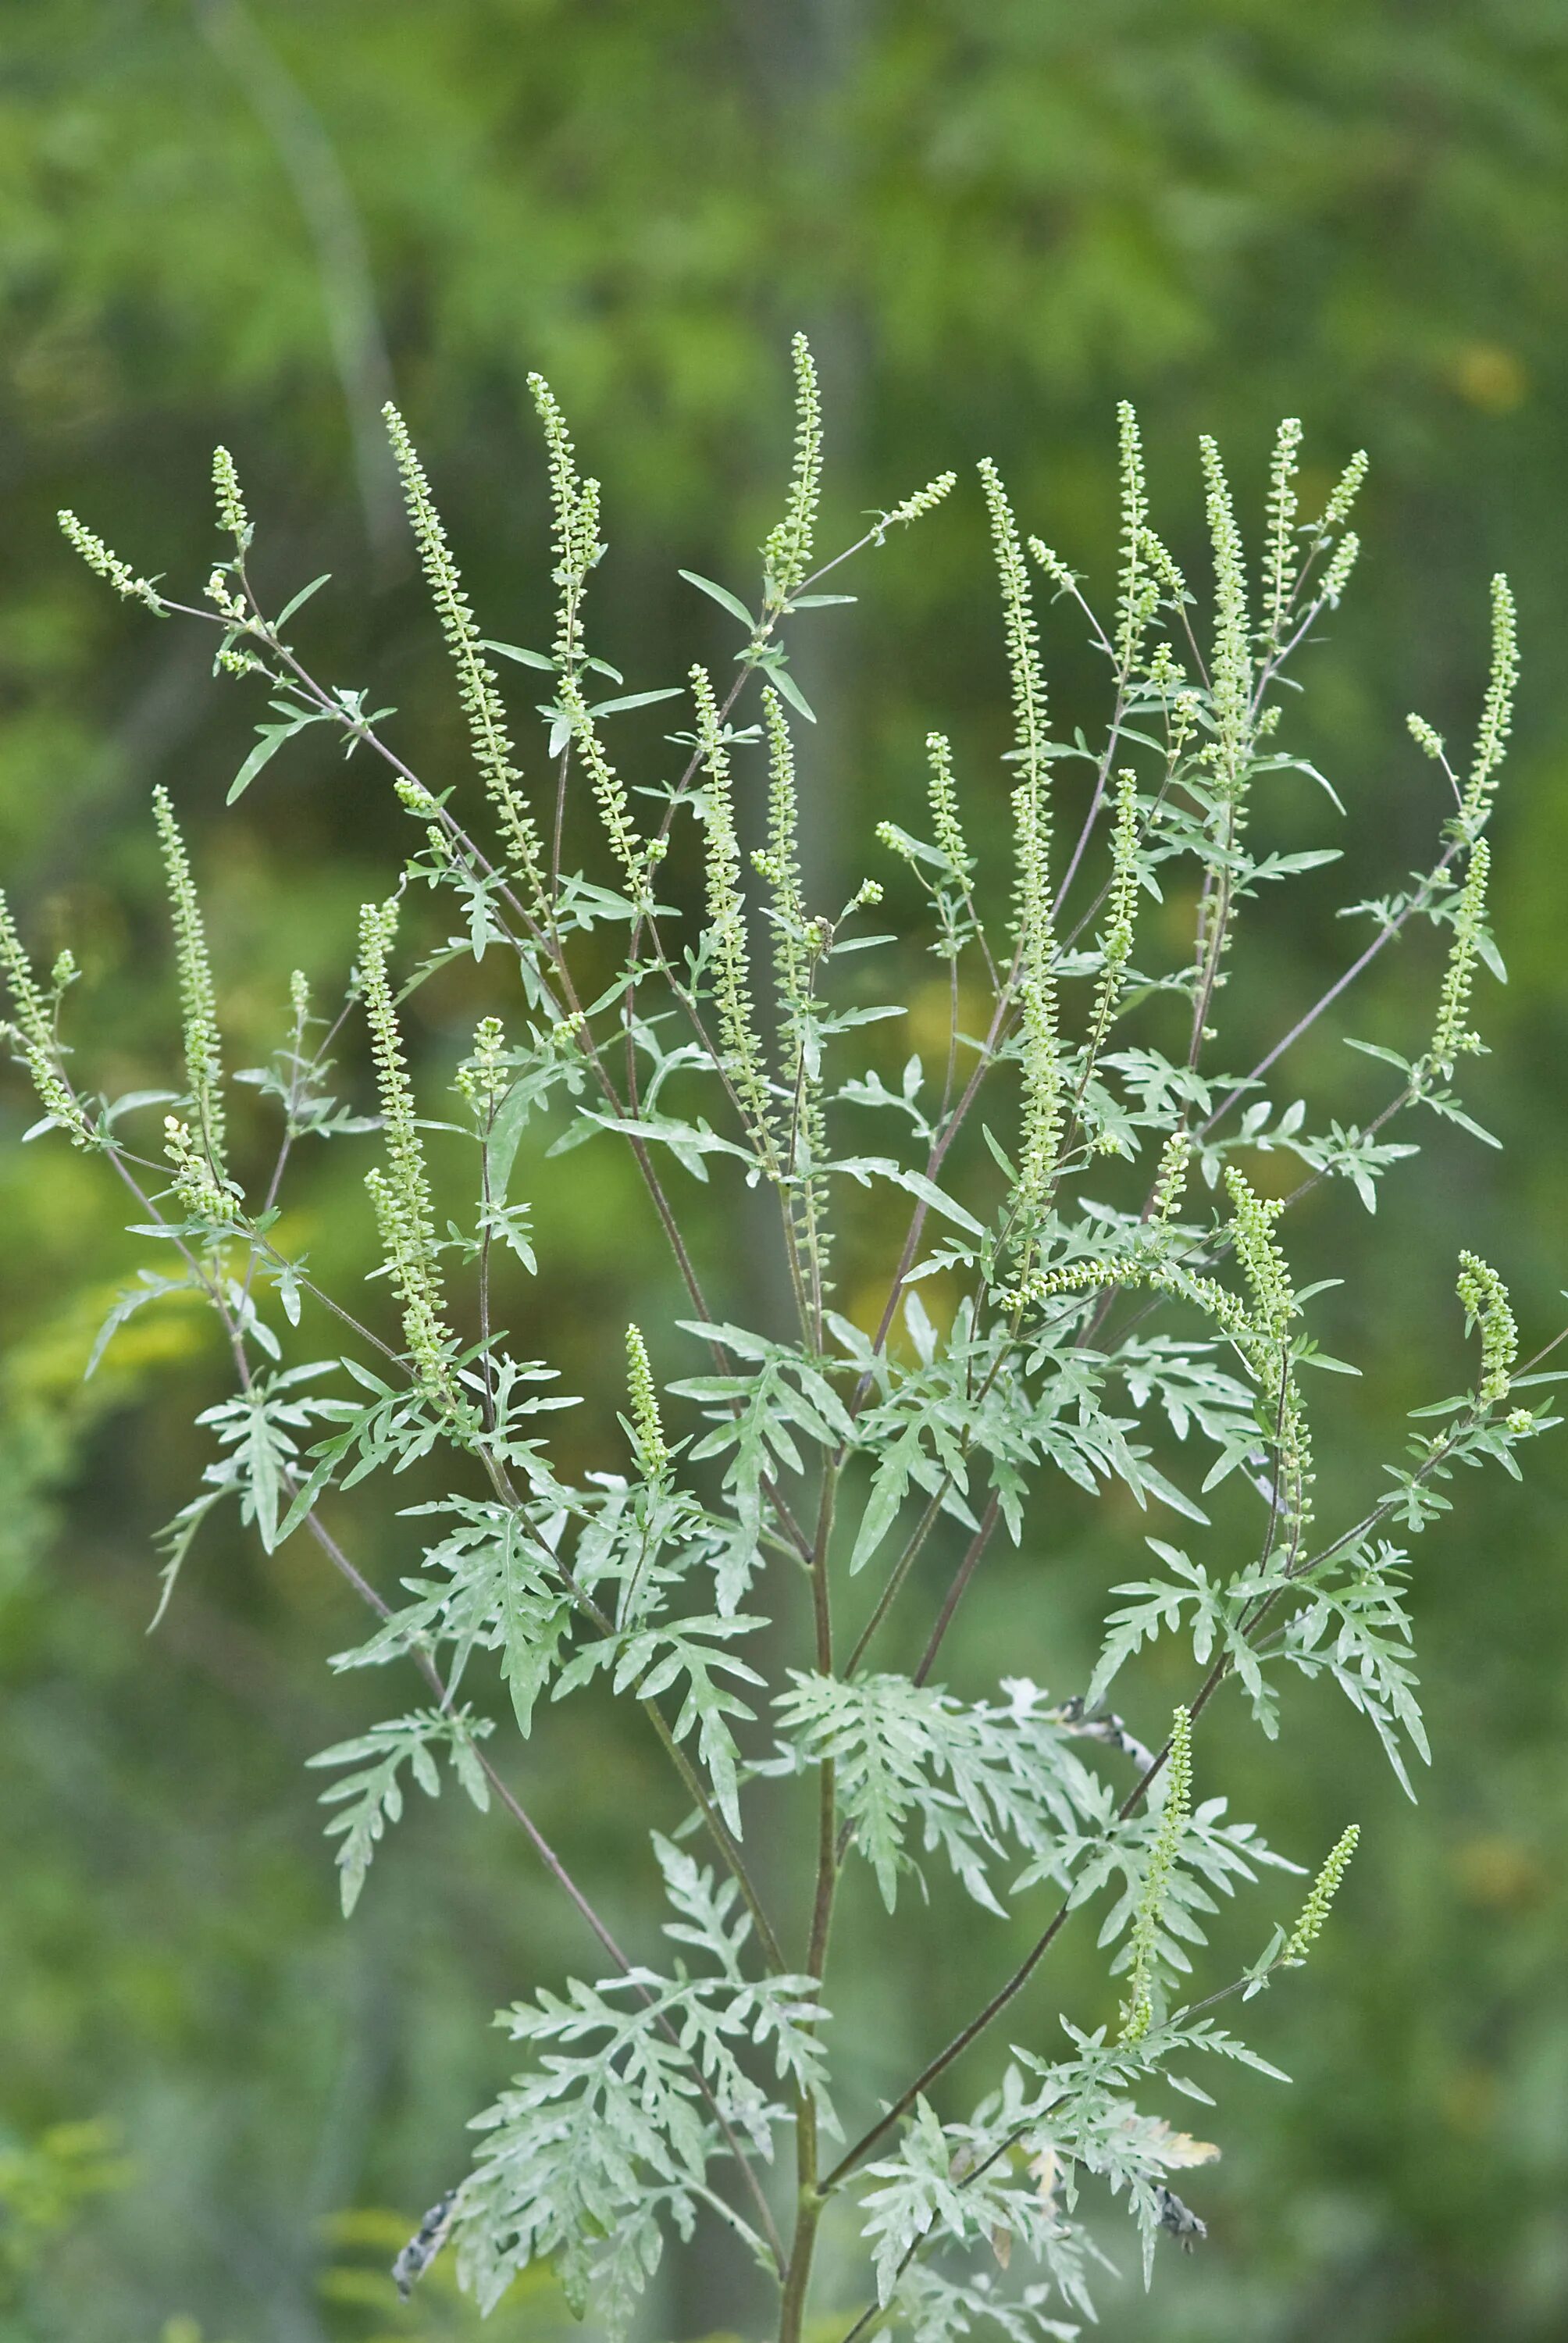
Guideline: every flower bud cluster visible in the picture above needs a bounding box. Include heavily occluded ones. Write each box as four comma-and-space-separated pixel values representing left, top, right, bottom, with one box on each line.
1263, 415, 1303, 641
358, 899, 461, 1410
1429, 841, 1491, 1075
1121, 1706, 1192, 2044
624, 1324, 669, 1485
1283, 1823, 1360, 1965
693, 667, 775, 1155
1115, 401, 1157, 672
59, 510, 163, 612
878, 471, 956, 534
383, 403, 544, 901
1459, 574, 1518, 832
456, 1015, 508, 1122
212, 445, 251, 547
0, 893, 91, 1144
762, 333, 823, 605
1456, 1248, 1517, 1407
163, 1115, 240, 1225
153, 786, 226, 1175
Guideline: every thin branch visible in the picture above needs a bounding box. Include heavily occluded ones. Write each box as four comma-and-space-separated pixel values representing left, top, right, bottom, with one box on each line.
911, 1492, 1002, 1686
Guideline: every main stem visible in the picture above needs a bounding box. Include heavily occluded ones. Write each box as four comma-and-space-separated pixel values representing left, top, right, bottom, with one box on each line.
778, 1456, 840, 2343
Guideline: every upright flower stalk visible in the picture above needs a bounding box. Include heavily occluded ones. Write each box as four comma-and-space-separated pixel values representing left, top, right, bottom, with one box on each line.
153, 786, 226, 1177
358, 898, 461, 1413
1120, 1706, 1192, 2044
383, 402, 547, 904
693, 665, 775, 1161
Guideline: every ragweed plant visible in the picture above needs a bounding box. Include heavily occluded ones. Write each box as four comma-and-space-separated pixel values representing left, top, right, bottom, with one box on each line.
7, 364, 1559, 2343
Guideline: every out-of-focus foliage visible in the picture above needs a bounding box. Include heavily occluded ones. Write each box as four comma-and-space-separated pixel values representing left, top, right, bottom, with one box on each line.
0, 2120, 130, 2335
1, 5, 1566, 2341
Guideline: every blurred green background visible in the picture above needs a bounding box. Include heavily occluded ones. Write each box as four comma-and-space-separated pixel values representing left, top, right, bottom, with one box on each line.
2, 3, 1567, 2339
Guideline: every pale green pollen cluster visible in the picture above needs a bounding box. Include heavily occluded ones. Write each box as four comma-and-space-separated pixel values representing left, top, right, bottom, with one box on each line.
152, 786, 226, 1176
456, 1015, 507, 1120
980, 457, 1062, 1234
1090, 770, 1141, 1028
1320, 530, 1360, 607
392, 772, 453, 871
1007, 1249, 1243, 1372
529, 373, 603, 675
358, 899, 461, 1409
1008, 1167, 1314, 1533
1460, 574, 1518, 831
624, 1324, 669, 1484
1139, 526, 1188, 608
925, 733, 971, 877
762, 333, 823, 606
212, 445, 251, 547
1008, 1191, 1306, 1382
526, 384, 634, 879
1456, 1248, 1517, 1407
215, 641, 266, 679
1319, 447, 1370, 533
1027, 537, 1080, 599
559, 672, 652, 898
1114, 401, 1156, 674
693, 667, 775, 1154
754, 690, 832, 1270
1224, 1167, 1295, 1344
1005, 1254, 1115, 1312
979, 458, 1049, 809
1310, 450, 1367, 612
1012, 778, 1063, 1223
58, 510, 163, 612
1144, 643, 1196, 762
394, 773, 442, 820
1282, 1822, 1360, 1965
1406, 713, 1447, 764
1120, 1705, 1192, 2044
0, 890, 91, 1143
1429, 840, 1491, 1075
1199, 434, 1253, 793
759, 688, 808, 1004
1152, 1130, 1191, 1223
382, 402, 545, 901
163, 1114, 239, 1225
205, 568, 248, 623
879, 471, 957, 532
1263, 415, 1303, 640
1225, 1165, 1313, 1528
